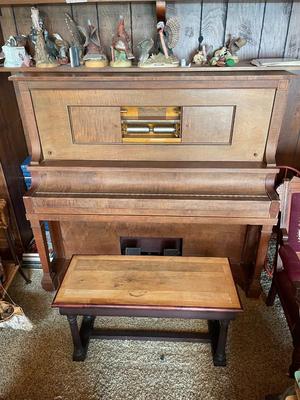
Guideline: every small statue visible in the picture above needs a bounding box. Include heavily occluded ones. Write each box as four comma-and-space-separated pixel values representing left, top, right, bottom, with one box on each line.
139, 17, 180, 68
210, 35, 247, 67
52, 33, 69, 65
137, 38, 154, 66
81, 20, 108, 68
65, 13, 85, 60
31, 7, 57, 68
193, 36, 208, 66
2, 35, 33, 67
44, 30, 59, 60
110, 16, 134, 68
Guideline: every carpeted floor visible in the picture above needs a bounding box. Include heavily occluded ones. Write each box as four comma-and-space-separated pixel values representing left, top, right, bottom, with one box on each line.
0, 270, 294, 400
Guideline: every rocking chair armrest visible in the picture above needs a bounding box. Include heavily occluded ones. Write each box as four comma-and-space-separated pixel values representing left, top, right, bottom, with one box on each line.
279, 244, 300, 283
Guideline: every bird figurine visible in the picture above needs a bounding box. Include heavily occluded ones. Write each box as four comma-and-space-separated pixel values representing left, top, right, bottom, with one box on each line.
80, 20, 108, 67
110, 16, 134, 68
31, 7, 58, 68
137, 38, 154, 65
139, 17, 180, 68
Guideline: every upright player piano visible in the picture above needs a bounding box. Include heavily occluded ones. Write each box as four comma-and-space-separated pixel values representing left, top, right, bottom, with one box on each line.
11, 70, 291, 297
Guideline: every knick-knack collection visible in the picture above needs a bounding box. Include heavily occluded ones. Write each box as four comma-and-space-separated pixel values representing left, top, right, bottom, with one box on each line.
1, 7, 247, 69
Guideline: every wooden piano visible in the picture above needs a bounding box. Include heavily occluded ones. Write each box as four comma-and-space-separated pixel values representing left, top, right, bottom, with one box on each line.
11, 70, 291, 297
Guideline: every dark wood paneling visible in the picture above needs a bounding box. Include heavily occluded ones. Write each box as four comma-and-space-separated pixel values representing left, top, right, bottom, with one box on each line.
0, 19, 32, 253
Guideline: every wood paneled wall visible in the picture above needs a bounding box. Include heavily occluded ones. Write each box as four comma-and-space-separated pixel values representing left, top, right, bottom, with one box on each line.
1, 1, 300, 62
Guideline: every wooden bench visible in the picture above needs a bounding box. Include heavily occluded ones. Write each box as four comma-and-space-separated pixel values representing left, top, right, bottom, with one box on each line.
52, 255, 242, 366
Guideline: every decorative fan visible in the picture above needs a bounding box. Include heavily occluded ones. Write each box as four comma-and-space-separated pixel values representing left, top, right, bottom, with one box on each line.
164, 17, 180, 50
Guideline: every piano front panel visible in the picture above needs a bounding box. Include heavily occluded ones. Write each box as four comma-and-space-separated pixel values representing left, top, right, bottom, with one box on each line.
58, 220, 247, 265
30, 88, 275, 162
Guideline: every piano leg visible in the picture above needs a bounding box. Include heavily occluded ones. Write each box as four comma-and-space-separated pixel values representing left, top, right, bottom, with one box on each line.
31, 219, 55, 291
247, 225, 272, 298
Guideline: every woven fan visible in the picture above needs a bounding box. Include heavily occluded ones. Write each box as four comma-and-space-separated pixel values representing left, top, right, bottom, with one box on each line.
165, 17, 180, 50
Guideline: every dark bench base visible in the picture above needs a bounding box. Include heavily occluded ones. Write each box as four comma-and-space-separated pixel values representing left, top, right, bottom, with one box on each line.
63, 309, 234, 367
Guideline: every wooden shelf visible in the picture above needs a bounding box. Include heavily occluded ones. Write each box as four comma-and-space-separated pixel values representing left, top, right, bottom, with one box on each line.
1, 0, 157, 4
0, 262, 19, 299
0, 0, 291, 4
1, 61, 300, 74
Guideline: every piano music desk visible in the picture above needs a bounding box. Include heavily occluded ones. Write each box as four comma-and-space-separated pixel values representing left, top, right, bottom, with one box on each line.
52, 255, 242, 366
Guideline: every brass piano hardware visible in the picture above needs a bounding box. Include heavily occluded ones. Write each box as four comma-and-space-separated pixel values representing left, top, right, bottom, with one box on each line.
121, 106, 181, 144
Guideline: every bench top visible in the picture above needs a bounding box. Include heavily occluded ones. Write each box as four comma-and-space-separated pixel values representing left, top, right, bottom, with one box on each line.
53, 255, 242, 312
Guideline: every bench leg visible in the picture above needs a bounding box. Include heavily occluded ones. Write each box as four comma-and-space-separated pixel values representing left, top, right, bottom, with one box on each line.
67, 315, 94, 361
209, 320, 230, 366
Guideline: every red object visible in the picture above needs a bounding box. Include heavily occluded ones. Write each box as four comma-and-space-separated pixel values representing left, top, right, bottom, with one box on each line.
267, 175, 300, 377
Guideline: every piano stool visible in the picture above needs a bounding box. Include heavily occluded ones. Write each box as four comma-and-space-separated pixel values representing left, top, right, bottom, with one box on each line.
52, 255, 242, 366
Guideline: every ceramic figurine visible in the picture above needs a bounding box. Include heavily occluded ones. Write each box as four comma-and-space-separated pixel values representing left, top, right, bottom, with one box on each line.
44, 30, 59, 60
210, 35, 247, 67
110, 16, 134, 68
137, 38, 154, 65
80, 20, 108, 68
31, 7, 57, 68
65, 13, 85, 60
2, 35, 32, 68
193, 36, 208, 66
52, 33, 69, 65
139, 17, 180, 68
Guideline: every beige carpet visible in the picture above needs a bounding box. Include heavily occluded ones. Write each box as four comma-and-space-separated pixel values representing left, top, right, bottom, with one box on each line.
0, 270, 294, 400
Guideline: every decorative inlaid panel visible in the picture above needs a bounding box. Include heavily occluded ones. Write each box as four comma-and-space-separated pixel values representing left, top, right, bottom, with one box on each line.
182, 106, 235, 144
31, 88, 275, 162
68, 106, 121, 144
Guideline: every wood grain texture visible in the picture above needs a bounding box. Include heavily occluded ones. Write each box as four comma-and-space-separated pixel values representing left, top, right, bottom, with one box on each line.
12, 5, 31, 36
225, 0, 265, 60
2, 61, 300, 73
30, 86, 276, 162
131, 2, 156, 57
0, 6, 16, 39
284, 1, 300, 59
38, 4, 73, 43
71, 3, 98, 31
2, 2, 300, 62
166, 1, 202, 62
58, 221, 247, 263
259, 1, 292, 58
54, 255, 242, 310
97, 2, 131, 57
277, 75, 300, 169
182, 105, 235, 144
201, 0, 227, 56
69, 106, 121, 144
